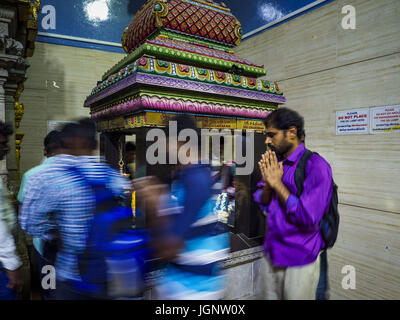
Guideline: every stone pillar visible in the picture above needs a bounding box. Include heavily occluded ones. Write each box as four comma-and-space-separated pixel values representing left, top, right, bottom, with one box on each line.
0, 1, 40, 300
0, 4, 24, 188
0, 58, 29, 191
0, 68, 7, 183
5, 83, 18, 192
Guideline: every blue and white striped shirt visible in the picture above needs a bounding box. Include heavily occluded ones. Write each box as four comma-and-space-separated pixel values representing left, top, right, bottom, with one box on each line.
19, 154, 131, 282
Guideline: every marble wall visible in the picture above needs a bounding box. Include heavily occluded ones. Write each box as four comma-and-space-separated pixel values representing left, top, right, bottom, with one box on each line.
235, 0, 400, 299
19, 42, 124, 174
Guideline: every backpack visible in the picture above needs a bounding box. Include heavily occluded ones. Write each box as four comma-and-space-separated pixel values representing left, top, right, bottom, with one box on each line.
71, 168, 149, 299
294, 150, 339, 249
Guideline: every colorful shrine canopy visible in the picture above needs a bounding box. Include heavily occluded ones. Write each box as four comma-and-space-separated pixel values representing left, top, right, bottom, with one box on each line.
84, 0, 286, 132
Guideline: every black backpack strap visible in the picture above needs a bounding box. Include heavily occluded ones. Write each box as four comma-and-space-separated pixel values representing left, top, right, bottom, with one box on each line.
294, 150, 340, 249
294, 149, 317, 198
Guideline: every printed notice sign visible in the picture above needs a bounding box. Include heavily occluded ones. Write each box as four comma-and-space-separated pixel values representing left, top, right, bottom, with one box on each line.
369, 105, 400, 134
336, 109, 370, 135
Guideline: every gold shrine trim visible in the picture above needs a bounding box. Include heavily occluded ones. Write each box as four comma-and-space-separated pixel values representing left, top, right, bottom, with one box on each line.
97, 112, 266, 133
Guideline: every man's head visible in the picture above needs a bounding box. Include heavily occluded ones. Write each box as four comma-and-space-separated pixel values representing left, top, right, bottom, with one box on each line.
263, 107, 305, 157
43, 130, 63, 157
0, 122, 13, 161
125, 142, 136, 164
59, 118, 97, 156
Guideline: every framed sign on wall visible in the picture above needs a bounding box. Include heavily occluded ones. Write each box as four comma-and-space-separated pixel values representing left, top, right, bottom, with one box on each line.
336, 108, 370, 135
369, 105, 400, 134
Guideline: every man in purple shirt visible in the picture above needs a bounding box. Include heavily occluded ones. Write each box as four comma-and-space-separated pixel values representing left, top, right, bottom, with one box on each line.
253, 107, 333, 300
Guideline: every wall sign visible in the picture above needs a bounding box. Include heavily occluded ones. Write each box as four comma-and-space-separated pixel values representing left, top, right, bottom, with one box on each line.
369, 105, 400, 134
336, 108, 370, 135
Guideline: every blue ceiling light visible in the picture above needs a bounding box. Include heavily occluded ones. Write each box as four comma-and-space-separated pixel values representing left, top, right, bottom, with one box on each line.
84, 0, 111, 24
258, 2, 286, 23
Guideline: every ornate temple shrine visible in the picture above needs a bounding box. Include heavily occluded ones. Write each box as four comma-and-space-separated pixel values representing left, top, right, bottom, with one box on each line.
84, 0, 285, 136
84, 0, 286, 249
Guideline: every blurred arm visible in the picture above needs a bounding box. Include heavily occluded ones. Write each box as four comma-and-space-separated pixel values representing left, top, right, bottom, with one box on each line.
0, 182, 22, 271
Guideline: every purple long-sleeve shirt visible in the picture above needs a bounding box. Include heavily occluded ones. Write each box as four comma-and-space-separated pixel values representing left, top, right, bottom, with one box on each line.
253, 143, 332, 267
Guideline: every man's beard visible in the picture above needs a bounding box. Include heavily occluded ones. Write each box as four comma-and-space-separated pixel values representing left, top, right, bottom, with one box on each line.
267, 144, 277, 153
269, 141, 292, 158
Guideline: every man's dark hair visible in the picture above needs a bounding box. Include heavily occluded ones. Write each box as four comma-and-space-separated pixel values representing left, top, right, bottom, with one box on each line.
60, 118, 97, 150
0, 122, 13, 137
301, 131, 306, 142
125, 142, 136, 152
264, 107, 305, 139
44, 130, 62, 154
